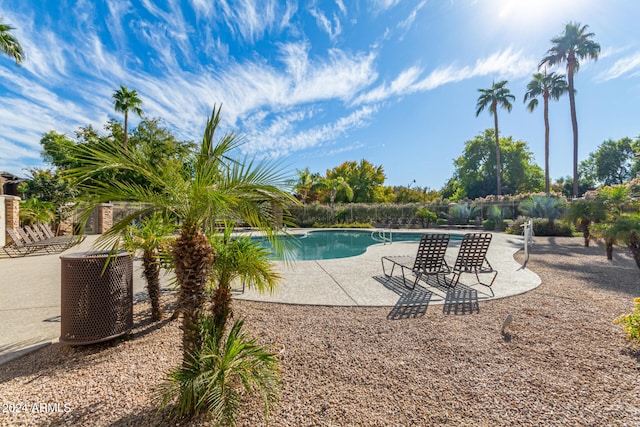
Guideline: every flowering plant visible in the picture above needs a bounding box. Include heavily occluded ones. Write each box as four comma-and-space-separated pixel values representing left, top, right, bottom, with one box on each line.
614, 298, 640, 345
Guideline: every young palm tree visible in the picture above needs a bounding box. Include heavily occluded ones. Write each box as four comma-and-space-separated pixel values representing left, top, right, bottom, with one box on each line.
208, 226, 280, 333
540, 22, 600, 198
293, 167, 315, 223
113, 85, 144, 150
475, 80, 515, 196
68, 105, 296, 364
596, 214, 640, 268
159, 317, 280, 423
524, 72, 568, 195
564, 198, 606, 247
0, 19, 24, 64
122, 213, 175, 321
315, 176, 353, 223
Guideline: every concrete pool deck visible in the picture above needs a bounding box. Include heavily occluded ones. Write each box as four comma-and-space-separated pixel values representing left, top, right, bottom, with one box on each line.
0, 229, 540, 365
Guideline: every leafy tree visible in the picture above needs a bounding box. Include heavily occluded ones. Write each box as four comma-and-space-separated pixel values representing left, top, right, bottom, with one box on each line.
446, 129, 543, 199
540, 22, 601, 197
0, 18, 24, 64
326, 159, 385, 203
475, 80, 515, 196
67, 106, 296, 366
113, 85, 144, 150
564, 198, 606, 247
122, 213, 174, 321
582, 137, 639, 186
551, 175, 596, 199
415, 207, 437, 228
524, 72, 568, 195
18, 168, 77, 231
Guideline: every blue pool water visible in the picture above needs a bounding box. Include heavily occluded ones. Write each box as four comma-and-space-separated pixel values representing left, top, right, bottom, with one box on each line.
256, 229, 462, 261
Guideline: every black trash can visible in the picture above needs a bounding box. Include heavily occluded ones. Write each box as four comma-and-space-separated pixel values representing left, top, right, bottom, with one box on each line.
60, 251, 133, 345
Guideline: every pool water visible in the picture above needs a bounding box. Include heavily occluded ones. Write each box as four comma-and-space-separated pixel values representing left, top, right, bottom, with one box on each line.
256, 229, 462, 261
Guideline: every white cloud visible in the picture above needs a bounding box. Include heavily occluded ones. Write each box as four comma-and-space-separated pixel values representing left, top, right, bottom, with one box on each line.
354, 48, 536, 105
599, 51, 640, 81
398, 0, 426, 31
369, 0, 401, 12
310, 8, 342, 41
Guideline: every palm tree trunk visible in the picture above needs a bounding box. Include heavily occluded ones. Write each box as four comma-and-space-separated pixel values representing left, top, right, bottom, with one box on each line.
211, 282, 232, 333
630, 238, 640, 269
123, 111, 129, 150
493, 106, 502, 196
606, 238, 613, 260
543, 93, 550, 196
172, 230, 214, 365
568, 58, 579, 198
581, 219, 590, 247
142, 251, 163, 321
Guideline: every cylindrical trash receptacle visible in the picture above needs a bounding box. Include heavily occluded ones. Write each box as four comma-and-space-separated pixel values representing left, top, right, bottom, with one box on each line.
60, 251, 133, 345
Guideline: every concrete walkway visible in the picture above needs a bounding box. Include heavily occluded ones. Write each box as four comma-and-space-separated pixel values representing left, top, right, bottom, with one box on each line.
0, 230, 540, 365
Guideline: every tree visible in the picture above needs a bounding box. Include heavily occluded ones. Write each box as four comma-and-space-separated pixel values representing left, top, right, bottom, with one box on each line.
445, 129, 543, 199
564, 198, 606, 247
0, 18, 24, 194
524, 72, 568, 195
326, 159, 385, 203
67, 105, 296, 365
314, 176, 353, 222
540, 22, 601, 198
208, 226, 280, 332
122, 213, 174, 321
475, 80, 515, 196
113, 85, 144, 150
0, 18, 24, 64
582, 137, 639, 186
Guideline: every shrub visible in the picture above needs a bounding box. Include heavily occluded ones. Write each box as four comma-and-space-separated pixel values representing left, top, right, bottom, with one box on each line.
436, 218, 448, 226
483, 219, 495, 231
614, 298, 640, 346
506, 218, 574, 236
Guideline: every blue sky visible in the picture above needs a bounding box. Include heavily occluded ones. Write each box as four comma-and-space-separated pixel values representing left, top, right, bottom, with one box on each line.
1, 0, 639, 190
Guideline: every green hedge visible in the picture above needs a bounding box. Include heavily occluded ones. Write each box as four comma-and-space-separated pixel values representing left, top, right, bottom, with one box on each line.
505, 218, 574, 236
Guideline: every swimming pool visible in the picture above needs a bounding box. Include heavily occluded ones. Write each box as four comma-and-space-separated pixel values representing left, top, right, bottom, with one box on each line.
256, 229, 462, 261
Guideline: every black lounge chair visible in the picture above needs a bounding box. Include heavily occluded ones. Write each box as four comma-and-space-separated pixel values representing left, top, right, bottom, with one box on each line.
381, 233, 451, 289
448, 232, 497, 296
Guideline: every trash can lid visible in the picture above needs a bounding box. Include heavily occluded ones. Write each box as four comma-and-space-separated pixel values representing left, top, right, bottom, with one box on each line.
60, 250, 129, 260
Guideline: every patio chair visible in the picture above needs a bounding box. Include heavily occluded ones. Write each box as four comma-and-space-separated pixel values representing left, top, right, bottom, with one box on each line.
448, 232, 497, 296
24, 225, 71, 251
3, 228, 55, 257
381, 233, 451, 290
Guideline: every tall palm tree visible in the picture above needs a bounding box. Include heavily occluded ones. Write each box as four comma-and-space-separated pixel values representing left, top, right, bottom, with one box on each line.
540, 22, 600, 198
112, 85, 144, 150
0, 19, 24, 195
475, 80, 515, 196
524, 71, 568, 195
0, 19, 24, 64
68, 105, 296, 365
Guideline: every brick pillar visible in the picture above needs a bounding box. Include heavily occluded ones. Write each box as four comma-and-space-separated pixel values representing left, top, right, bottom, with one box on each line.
97, 203, 114, 234
4, 195, 20, 243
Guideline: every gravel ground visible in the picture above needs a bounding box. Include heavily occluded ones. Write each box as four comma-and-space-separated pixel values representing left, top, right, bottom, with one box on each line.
1, 236, 639, 426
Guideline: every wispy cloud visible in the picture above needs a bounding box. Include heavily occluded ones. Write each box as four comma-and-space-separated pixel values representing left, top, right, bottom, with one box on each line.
598, 51, 640, 81
398, 0, 426, 31
369, 0, 401, 12
353, 48, 536, 105
309, 7, 342, 41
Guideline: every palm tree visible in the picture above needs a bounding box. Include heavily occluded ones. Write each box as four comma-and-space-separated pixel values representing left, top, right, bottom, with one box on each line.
564, 198, 606, 247
475, 80, 515, 196
122, 213, 174, 321
0, 19, 24, 195
208, 226, 280, 332
315, 176, 353, 222
0, 19, 24, 64
293, 167, 315, 224
524, 72, 568, 195
594, 214, 640, 268
68, 105, 296, 365
112, 85, 144, 150
540, 22, 600, 198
